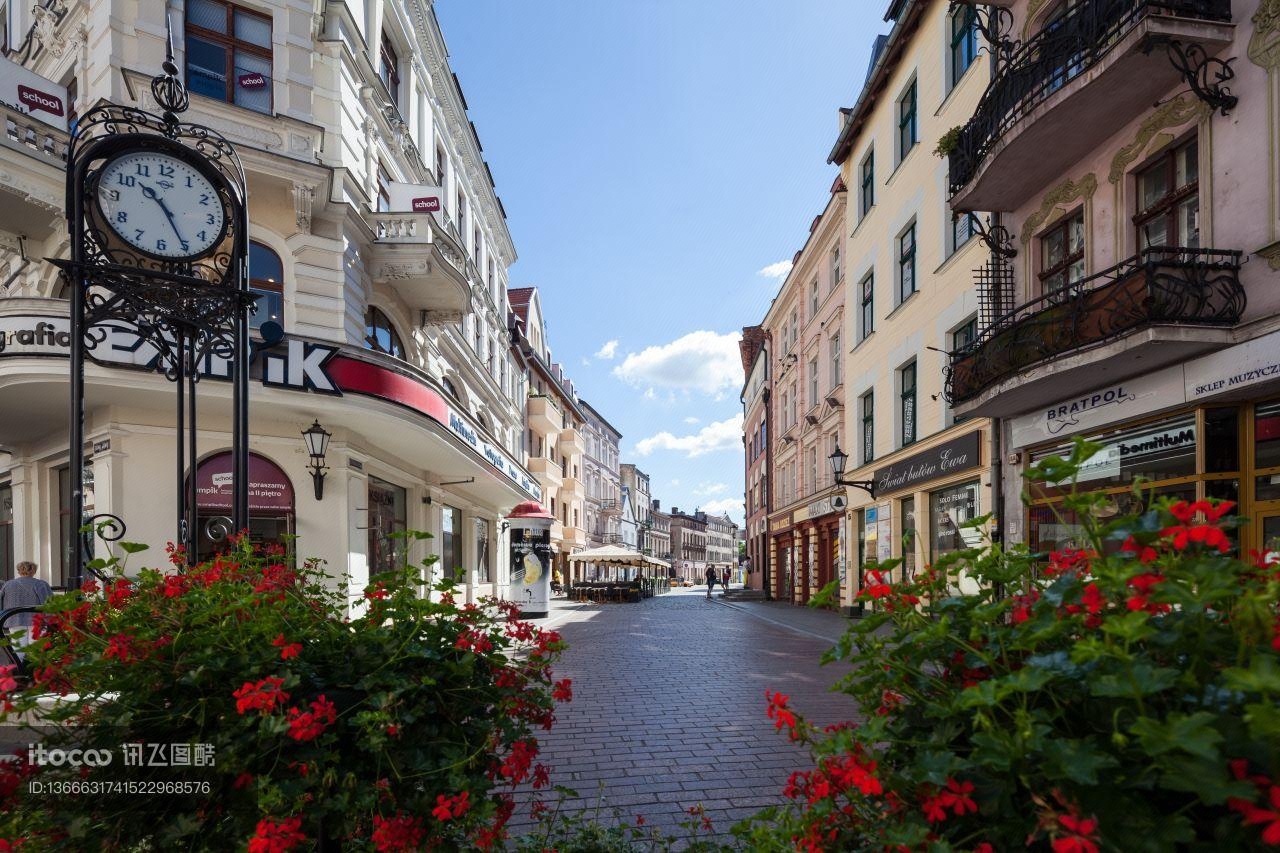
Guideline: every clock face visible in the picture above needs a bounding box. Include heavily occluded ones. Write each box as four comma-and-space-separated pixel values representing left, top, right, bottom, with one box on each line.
95, 151, 227, 260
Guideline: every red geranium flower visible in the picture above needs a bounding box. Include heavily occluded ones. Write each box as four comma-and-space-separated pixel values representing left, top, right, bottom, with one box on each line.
1053, 813, 1100, 853
233, 677, 290, 716
371, 812, 426, 852
431, 791, 472, 821
247, 816, 307, 853
285, 695, 337, 742
552, 678, 573, 702
272, 634, 303, 660
766, 690, 798, 735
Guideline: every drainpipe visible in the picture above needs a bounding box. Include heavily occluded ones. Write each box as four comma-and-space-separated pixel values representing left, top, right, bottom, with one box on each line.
2, 236, 30, 292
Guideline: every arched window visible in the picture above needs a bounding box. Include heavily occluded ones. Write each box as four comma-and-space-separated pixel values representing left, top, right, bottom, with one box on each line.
364, 306, 405, 359
443, 377, 460, 400
249, 241, 284, 331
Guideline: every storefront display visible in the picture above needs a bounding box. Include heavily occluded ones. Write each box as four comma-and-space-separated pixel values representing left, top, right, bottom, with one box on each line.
931, 481, 981, 561
900, 497, 916, 579
368, 476, 407, 575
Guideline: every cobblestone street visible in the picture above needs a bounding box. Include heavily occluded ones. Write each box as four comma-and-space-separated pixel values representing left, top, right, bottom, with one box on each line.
513, 588, 857, 840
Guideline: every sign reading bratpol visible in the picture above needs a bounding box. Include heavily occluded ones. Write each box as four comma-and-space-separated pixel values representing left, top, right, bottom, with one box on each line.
873, 431, 982, 496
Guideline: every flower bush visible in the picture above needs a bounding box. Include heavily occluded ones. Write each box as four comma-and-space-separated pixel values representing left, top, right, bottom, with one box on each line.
0, 533, 568, 851
739, 440, 1280, 852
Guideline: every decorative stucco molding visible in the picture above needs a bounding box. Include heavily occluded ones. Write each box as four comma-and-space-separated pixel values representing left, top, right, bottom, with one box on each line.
1021, 175, 1098, 245
1257, 240, 1280, 271
293, 183, 315, 235
1251, 0, 1280, 68
1108, 97, 1211, 184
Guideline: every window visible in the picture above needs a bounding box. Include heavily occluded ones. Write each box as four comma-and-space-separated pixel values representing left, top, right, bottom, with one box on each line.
809, 357, 819, 408
807, 447, 817, 496
830, 245, 842, 289
900, 496, 917, 579
441, 505, 463, 581
790, 382, 797, 426
789, 309, 798, 353
379, 32, 400, 105
861, 391, 875, 464
376, 163, 391, 213
248, 241, 283, 331
364, 306, 405, 359
830, 334, 842, 389
456, 191, 466, 235
810, 279, 819, 316
1040, 210, 1085, 294
1136, 139, 1199, 250
185, 0, 273, 114
951, 212, 979, 255
473, 226, 481, 267
475, 518, 491, 584
368, 476, 406, 575
949, 5, 978, 89
897, 78, 917, 162
952, 316, 979, 352
860, 272, 874, 340
435, 145, 447, 188
65, 73, 78, 128
860, 150, 874, 216
898, 223, 917, 303
932, 481, 980, 561
900, 361, 917, 447
0, 483, 12, 582
780, 390, 789, 430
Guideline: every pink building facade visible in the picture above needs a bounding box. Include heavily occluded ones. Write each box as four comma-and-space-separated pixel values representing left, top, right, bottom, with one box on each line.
948, 0, 1280, 553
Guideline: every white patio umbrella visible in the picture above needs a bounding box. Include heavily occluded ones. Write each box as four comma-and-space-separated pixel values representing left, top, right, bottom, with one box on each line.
568, 546, 669, 582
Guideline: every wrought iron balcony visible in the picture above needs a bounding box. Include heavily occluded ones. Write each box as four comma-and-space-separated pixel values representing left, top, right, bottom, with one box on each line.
948, 0, 1233, 209
946, 247, 1243, 404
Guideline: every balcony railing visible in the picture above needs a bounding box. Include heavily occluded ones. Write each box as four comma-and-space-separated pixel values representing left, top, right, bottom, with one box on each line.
948, 0, 1231, 197
946, 247, 1243, 403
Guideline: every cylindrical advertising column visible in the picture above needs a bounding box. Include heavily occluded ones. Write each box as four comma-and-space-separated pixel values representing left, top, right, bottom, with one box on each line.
506, 501, 555, 619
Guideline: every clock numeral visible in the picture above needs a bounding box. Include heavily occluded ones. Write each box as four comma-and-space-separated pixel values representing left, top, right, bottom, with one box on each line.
158, 164, 175, 178
156, 239, 167, 252
199, 194, 211, 206
115, 211, 128, 224
116, 174, 136, 187
186, 176, 194, 188
206, 214, 217, 226
135, 164, 150, 177
134, 230, 145, 241
197, 231, 208, 242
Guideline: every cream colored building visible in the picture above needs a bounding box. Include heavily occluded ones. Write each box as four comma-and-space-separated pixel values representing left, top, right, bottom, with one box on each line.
831, 0, 994, 612
508, 287, 587, 584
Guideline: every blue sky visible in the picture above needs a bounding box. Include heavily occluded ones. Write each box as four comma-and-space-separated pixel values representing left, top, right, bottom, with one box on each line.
436, 1, 884, 525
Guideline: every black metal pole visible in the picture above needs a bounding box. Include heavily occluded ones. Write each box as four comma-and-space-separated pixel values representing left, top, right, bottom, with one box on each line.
67, 258, 85, 590
187, 350, 198, 555
176, 329, 186, 553
232, 218, 250, 533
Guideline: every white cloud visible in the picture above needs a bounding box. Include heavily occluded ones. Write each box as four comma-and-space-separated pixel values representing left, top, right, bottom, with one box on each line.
694, 482, 728, 498
757, 259, 793, 280
634, 414, 744, 459
699, 497, 745, 523
683, 416, 701, 425
594, 339, 619, 360
613, 331, 743, 395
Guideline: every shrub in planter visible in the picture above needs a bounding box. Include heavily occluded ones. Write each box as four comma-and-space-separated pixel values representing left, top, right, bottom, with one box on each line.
0, 533, 570, 851
737, 440, 1280, 852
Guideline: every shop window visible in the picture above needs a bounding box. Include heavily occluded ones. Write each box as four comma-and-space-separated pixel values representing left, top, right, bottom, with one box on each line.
195, 452, 294, 561
379, 31, 400, 105
860, 149, 875, 217
185, 0, 273, 114
248, 241, 283, 331
897, 223, 916, 304
1255, 401, 1280, 502
0, 483, 12, 582
931, 481, 980, 561
442, 505, 463, 581
368, 476, 406, 576
1205, 407, 1239, 473
364, 306, 405, 359
475, 518, 491, 584
1040, 210, 1085, 295
900, 496, 916, 579
899, 361, 917, 447
1135, 139, 1199, 250
1030, 413, 1198, 502
949, 4, 978, 89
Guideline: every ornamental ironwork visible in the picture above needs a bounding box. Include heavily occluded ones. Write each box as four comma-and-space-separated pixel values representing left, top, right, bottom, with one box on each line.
945, 247, 1244, 404
947, 0, 1233, 197
1144, 36, 1239, 113
57, 19, 254, 587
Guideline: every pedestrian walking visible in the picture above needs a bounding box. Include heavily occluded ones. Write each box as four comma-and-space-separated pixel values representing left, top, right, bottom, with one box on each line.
1, 562, 53, 659
705, 564, 717, 600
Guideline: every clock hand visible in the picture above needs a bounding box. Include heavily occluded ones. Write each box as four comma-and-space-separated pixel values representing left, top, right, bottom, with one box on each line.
139, 182, 189, 250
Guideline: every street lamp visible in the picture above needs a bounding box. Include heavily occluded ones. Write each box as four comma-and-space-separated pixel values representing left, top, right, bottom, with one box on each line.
829, 443, 876, 498
301, 420, 332, 500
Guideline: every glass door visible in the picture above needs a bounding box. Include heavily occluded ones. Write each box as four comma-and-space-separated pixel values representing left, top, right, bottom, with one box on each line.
1255, 511, 1280, 563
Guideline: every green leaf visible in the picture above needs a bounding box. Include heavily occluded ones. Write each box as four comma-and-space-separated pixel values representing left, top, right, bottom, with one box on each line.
1043, 738, 1118, 785
1131, 712, 1223, 761
117, 541, 149, 554
1244, 701, 1280, 742
1101, 610, 1156, 643
1223, 655, 1280, 694
1090, 664, 1178, 697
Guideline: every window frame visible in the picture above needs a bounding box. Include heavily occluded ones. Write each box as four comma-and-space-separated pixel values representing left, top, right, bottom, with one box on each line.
861, 390, 875, 465
248, 240, 284, 332
830, 333, 841, 389
830, 244, 842, 289
951, 212, 979, 255
949, 4, 978, 89
860, 272, 874, 340
897, 78, 917, 162
379, 30, 400, 106
1038, 209, 1086, 295
1133, 138, 1199, 251
364, 306, 406, 360
898, 223, 917, 304
900, 361, 917, 447
860, 149, 875, 216
184, 0, 274, 113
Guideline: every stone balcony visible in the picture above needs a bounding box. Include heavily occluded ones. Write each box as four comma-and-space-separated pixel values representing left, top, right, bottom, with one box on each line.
527, 394, 562, 436
527, 454, 563, 488
949, 0, 1234, 212
0, 103, 68, 241
367, 214, 471, 321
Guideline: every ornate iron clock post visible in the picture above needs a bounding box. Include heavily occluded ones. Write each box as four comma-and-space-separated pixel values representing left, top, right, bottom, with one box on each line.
57, 33, 254, 586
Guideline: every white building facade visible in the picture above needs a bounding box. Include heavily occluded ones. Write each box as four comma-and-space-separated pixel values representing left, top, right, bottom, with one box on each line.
0, 0, 535, 605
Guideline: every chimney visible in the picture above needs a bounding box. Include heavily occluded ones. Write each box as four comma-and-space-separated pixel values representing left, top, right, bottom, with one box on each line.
652, 499, 660, 511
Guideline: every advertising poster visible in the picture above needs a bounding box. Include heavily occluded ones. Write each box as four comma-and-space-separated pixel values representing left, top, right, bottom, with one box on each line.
508, 524, 552, 618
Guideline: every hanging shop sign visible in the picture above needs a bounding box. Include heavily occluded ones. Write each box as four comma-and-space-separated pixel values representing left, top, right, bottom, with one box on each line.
0, 54, 68, 130
872, 431, 981, 496
0, 314, 540, 501
389, 182, 444, 215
